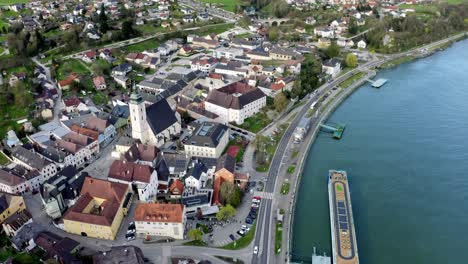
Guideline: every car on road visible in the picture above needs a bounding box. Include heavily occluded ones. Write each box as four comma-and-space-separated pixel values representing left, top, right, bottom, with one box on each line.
253, 246, 258, 254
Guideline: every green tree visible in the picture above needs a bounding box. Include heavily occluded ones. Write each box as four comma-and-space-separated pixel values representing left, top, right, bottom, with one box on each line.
121, 20, 136, 39
219, 182, 242, 207
216, 204, 237, 221
348, 18, 358, 35
268, 27, 279, 41
326, 42, 340, 58
345, 53, 358, 68
274, 92, 289, 112
187, 228, 203, 241
98, 4, 109, 33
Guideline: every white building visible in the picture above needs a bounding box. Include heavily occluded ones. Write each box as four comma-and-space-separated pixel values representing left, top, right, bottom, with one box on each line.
184, 122, 229, 159
205, 82, 267, 125
212, 47, 244, 60
357, 40, 367, 49
322, 58, 342, 78
134, 203, 186, 240
129, 91, 181, 148
11, 146, 58, 182
184, 161, 214, 190
190, 57, 219, 74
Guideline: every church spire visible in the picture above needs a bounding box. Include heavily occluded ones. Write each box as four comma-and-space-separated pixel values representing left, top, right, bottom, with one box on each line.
129, 81, 143, 104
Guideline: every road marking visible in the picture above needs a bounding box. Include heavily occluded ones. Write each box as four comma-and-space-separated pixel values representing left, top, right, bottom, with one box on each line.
253, 191, 274, 200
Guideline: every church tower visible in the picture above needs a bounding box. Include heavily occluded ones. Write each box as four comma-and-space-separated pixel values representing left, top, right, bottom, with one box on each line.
129, 88, 149, 143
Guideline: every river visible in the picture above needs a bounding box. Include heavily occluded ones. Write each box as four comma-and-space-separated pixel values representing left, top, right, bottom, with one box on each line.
291, 39, 468, 264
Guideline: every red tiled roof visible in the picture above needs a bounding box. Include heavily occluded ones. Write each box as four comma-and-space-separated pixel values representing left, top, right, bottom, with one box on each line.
134, 203, 184, 223
70, 124, 99, 141
169, 179, 184, 195
63, 96, 81, 107
58, 73, 79, 87
108, 160, 153, 184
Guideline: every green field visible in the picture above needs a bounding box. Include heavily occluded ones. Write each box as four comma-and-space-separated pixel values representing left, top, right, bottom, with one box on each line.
56, 59, 90, 80
339, 72, 366, 89
200, 0, 245, 12
124, 39, 161, 52
399, 4, 438, 14
237, 111, 272, 133
0, 0, 30, 6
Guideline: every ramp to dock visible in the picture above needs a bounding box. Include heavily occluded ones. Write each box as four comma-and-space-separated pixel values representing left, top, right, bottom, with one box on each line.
366, 78, 388, 88
319, 123, 346, 139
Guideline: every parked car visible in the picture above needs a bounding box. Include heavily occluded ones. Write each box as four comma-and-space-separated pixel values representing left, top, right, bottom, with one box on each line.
126, 235, 135, 241
126, 229, 136, 235
241, 225, 247, 230
229, 234, 236, 241
245, 217, 253, 224
237, 230, 246, 236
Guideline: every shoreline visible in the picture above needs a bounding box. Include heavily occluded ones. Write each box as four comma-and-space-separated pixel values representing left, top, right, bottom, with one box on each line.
286, 35, 468, 262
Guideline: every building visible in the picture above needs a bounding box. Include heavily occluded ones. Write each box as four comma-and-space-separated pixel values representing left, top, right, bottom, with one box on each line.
212, 47, 244, 60
184, 121, 229, 158
123, 143, 159, 167
155, 152, 189, 178
11, 146, 58, 182
63, 177, 130, 240
35, 232, 81, 264
40, 166, 85, 219
134, 203, 186, 240
3, 209, 33, 237
93, 246, 146, 264
93, 76, 107, 90
184, 161, 213, 190
322, 58, 342, 78
129, 92, 181, 148
212, 154, 236, 205
190, 57, 219, 74
0, 193, 26, 224
357, 39, 367, 49
205, 82, 266, 125
169, 179, 184, 199
108, 160, 158, 202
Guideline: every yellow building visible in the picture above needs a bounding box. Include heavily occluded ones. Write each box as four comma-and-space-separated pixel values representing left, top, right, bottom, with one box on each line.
63, 177, 130, 240
0, 193, 26, 224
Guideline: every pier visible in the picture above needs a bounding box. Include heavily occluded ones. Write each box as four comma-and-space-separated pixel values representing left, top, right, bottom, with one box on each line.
366, 78, 388, 88
328, 170, 359, 264
319, 123, 346, 139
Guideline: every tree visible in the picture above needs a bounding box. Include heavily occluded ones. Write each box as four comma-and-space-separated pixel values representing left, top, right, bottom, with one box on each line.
98, 4, 109, 33
274, 92, 289, 112
121, 20, 136, 39
326, 42, 340, 58
348, 18, 358, 35
187, 228, 203, 241
268, 27, 279, 42
345, 53, 358, 68
216, 204, 236, 221
219, 181, 242, 207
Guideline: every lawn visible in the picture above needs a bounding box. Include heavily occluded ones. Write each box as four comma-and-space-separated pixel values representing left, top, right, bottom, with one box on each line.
124, 39, 161, 52
399, 4, 438, 14
275, 222, 282, 255
381, 55, 416, 69
91, 90, 109, 106
136, 24, 167, 35
237, 111, 272, 133
287, 164, 296, 174
56, 59, 90, 80
0, 0, 29, 5
200, 0, 246, 13
0, 152, 10, 165
339, 72, 366, 89
280, 182, 290, 195
221, 222, 256, 250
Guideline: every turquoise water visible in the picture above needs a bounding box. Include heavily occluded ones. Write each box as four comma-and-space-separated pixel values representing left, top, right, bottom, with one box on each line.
292, 40, 468, 264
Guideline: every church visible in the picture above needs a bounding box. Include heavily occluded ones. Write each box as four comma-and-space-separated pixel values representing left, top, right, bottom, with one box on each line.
129, 91, 181, 148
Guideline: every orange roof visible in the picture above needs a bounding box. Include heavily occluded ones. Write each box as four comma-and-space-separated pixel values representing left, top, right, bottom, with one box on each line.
70, 124, 99, 141
212, 177, 225, 205
271, 83, 285, 91
63, 177, 128, 226
134, 203, 184, 223
58, 73, 79, 87
169, 179, 184, 194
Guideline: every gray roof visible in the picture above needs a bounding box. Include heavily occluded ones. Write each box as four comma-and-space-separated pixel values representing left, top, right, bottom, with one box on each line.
186, 122, 227, 148
12, 146, 52, 170
216, 154, 235, 173
93, 246, 145, 264
156, 152, 189, 176
146, 99, 179, 135
11, 222, 43, 250
187, 162, 208, 180
323, 58, 341, 67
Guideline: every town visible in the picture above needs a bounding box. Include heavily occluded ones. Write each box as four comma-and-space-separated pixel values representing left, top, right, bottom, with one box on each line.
0, 0, 466, 263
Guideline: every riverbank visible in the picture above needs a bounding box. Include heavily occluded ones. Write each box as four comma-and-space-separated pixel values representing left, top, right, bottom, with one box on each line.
285, 34, 468, 262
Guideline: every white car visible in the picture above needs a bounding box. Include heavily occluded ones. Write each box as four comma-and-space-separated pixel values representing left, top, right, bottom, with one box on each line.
253, 246, 258, 254
126, 229, 136, 235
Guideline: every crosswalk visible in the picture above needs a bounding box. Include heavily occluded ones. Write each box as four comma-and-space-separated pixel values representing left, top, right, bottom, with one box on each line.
253, 191, 275, 200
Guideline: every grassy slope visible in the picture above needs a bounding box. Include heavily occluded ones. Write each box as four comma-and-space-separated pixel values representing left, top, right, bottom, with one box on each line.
200, 0, 244, 13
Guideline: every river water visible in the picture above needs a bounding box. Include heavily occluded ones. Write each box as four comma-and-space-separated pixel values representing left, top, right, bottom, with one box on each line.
291, 39, 468, 264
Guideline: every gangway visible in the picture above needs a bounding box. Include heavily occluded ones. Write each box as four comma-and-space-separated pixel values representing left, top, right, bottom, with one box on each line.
319, 122, 346, 139
366, 78, 388, 88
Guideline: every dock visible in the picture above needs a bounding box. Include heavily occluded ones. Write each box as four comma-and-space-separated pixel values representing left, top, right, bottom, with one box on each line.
312, 247, 331, 264
328, 170, 359, 264
366, 78, 388, 88
319, 123, 346, 139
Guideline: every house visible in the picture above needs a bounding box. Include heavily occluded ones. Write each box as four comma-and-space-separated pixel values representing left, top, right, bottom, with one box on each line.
58, 74, 79, 90
63, 177, 130, 240
82, 50, 97, 63
39, 166, 85, 219
205, 82, 267, 125
68, 116, 116, 146
11, 146, 58, 182
357, 39, 367, 49
63, 96, 89, 113
191, 37, 219, 50
155, 152, 189, 178
93, 246, 146, 264
212, 154, 236, 205
3, 209, 33, 237
190, 57, 219, 73
35, 232, 81, 264
112, 63, 132, 76
10, 221, 42, 252
129, 92, 181, 148
212, 47, 244, 60
134, 203, 185, 240
93, 76, 107, 90
5, 130, 21, 148
322, 58, 342, 78
306, 17, 316, 25
184, 121, 229, 159
178, 45, 193, 56
0, 193, 26, 224
318, 38, 331, 49
113, 74, 131, 89
184, 161, 214, 190
169, 179, 184, 199
123, 143, 159, 167
214, 62, 249, 77
108, 160, 158, 202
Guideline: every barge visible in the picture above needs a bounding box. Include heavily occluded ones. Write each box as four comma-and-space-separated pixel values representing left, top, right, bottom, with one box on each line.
328, 170, 359, 264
